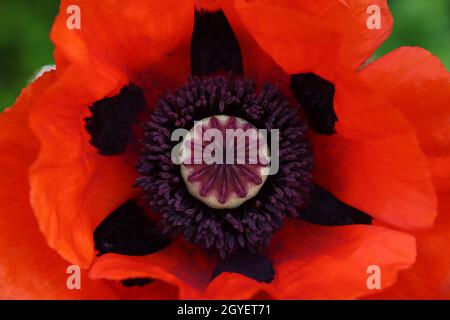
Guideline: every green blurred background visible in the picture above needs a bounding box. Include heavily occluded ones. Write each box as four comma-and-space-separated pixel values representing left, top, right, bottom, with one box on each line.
0, 0, 449, 111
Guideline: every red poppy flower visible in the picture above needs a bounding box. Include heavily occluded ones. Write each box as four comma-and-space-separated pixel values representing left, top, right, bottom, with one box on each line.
1, 0, 449, 300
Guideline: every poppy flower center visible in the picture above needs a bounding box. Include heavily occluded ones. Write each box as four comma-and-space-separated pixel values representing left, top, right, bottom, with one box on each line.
137, 75, 314, 257
179, 115, 269, 209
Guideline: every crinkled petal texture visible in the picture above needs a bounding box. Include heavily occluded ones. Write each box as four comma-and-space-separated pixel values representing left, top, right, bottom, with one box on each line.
231, 0, 341, 80
231, 0, 392, 80
0, 73, 180, 299
28, 0, 195, 268
360, 47, 450, 299
0, 72, 116, 299
2, 0, 446, 300
53, 0, 195, 96
90, 220, 416, 299
90, 240, 218, 299
220, 1, 291, 95
84, 0, 419, 298
311, 70, 437, 230
207, 221, 416, 300
230, 0, 436, 230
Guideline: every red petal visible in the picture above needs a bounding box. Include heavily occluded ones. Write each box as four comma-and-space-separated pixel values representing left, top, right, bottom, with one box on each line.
312, 70, 437, 230
368, 191, 450, 299
53, 0, 194, 96
28, 0, 197, 267
336, 0, 393, 71
361, 47, 450, 299
221, 1, 291, 95
232, 0, 342, 81
90, 239, 218, 299
360, 47, 450, 160
232, 0, 392, 78
28, 67, 137, 268
0, 73, 117, 299
205, 219, 416, 299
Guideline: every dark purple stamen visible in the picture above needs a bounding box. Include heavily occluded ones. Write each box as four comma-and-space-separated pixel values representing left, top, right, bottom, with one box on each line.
291, 73, 337, 134
137, 75, 314, 257
85, 84, 146, 155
